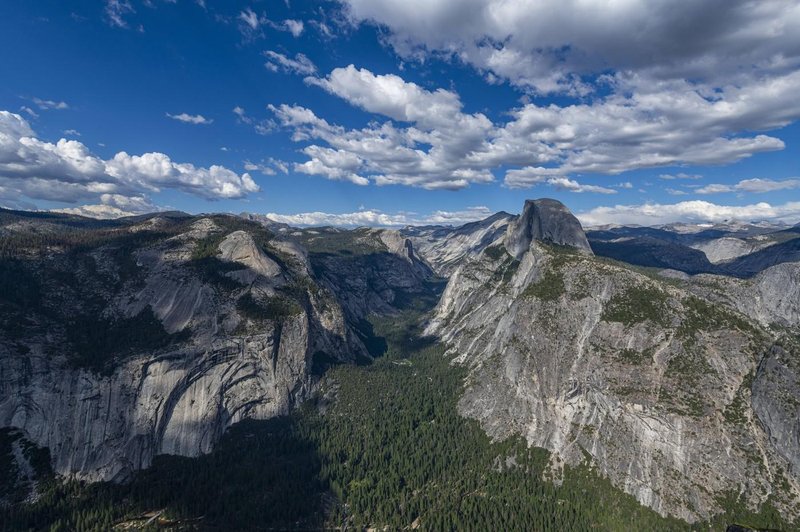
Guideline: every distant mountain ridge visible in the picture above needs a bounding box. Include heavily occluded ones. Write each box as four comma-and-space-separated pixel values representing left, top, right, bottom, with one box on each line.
236, 207, 800, 279
584, 221, 800, 277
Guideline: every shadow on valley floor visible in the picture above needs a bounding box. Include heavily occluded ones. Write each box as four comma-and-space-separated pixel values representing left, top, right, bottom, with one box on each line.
1, 418, 327, 531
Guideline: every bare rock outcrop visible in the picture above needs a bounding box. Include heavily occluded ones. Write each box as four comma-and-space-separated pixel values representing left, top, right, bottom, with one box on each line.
402, 212, 514, 275
693, 261, 800, 328
1, 321, 311, 482
505, 199, 592, 259
218, 230, 282, 280
0, 214, 359, 481
690, 236, 771, 264
752, 342, 800, 476
426, 199, 800, 523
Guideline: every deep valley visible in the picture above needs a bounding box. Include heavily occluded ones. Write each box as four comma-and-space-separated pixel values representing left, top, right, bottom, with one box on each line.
1, 199, 800, 531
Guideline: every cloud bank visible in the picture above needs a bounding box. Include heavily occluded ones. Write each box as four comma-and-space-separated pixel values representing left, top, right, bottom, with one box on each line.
266, 201, 800, 229
696, 178, 800, 195
265, 206, 494, 227
340, 0, 800, 95
577, 200, 800, 227
0, 110, 258, 215
268, 64, 796, 191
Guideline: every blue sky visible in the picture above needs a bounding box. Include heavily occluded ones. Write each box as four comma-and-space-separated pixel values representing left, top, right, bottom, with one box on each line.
0, 0, 798, 226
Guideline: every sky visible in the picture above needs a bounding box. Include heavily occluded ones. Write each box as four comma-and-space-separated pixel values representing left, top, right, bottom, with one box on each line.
0, 0, 798, 227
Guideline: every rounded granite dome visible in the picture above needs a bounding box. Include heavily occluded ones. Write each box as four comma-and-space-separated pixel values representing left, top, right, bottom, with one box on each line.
505, 198, 592, 259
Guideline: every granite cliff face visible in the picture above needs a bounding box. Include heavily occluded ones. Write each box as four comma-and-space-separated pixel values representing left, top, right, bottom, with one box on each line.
0, 212, 364, 481
752, 341, 800, 477
290, 226, 440, 325
691, 236, 772, 264
680, 260, 800, 332
506, 199, 591, 258
426, 199, 800, 523
2, 325, 313, 482
402, 212, 515, 275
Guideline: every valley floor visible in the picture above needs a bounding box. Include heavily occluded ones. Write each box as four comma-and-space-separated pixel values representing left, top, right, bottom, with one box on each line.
1, 310, 794, 531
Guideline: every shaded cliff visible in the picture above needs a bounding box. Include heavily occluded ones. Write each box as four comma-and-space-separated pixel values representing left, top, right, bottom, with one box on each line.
0, 212, 363, 481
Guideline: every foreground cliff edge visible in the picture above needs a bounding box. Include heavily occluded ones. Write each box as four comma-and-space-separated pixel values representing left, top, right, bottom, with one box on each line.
1, 200, 799, 529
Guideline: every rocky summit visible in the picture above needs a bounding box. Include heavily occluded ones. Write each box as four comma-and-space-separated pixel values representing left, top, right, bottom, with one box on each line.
425, 215, 800, 522
505, 198, 593, 259
1, 200, 799, 530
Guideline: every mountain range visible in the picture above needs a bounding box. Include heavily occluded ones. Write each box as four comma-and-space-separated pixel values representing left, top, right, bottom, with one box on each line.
1, 199, 799, 530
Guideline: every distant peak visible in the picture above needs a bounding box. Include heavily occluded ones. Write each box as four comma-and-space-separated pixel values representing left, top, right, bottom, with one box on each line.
505, 198, 592, 258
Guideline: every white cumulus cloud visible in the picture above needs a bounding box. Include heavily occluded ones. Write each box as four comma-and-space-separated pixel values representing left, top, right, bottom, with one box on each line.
232, 105, 276, 135
340, 0, 800, 95
104, 0, 135, 28
271, 65, 798, 191
264, 205, 495, 227
546, 177, 617, 195
0, 110, 259, 212
696, 177, 800, 195
577, 200, 800, 227
53, 193, 156, 219
244, 158, 289, 176
166, 112, 214, 125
